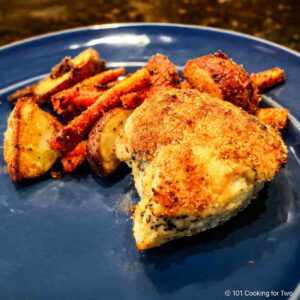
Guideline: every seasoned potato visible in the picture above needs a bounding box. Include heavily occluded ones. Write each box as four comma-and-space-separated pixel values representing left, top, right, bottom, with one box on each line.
9, 48, 105, 105
256, 108, 288, 130
251, 67, 285, 90
87, 108, 133, 177
4, 98, 61, 182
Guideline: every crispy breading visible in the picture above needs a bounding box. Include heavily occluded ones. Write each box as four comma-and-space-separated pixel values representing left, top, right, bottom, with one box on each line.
115, 89, 287, 249
4, 98, 60, 182
132, 143, 266, 250
117, 89, 286, 170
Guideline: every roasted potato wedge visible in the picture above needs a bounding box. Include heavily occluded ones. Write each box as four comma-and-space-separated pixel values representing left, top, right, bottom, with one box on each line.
9, 48, 105, 105
4, 98, 60, 182
87, 108, 133, 177
256, 108, 288, 130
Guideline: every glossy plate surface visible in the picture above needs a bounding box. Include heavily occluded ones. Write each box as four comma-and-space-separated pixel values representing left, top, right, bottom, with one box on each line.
0, 24, 299, 300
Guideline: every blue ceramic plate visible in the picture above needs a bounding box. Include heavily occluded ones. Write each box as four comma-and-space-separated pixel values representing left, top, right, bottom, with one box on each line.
0, 24, 299, 300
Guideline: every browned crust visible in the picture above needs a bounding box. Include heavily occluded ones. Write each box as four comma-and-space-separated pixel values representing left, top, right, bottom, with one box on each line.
8, 85, 35, 104
9, 98, 23, 181
149, 145, 211, 216
256, 108, 288, 130
50, 57, 74, 79
146, 54, 180, 88
183, 51, 261, 113
8, 49, 105, 105
122, 89, 287, 175
5, 97, 62, 182
119, 54, 180, 109
122, 89, 287, 217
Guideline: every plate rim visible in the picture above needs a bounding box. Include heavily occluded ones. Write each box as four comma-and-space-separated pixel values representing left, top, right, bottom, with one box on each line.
1, 22, 299, 128
0, 22, 300, 299
0, 22, 299, 58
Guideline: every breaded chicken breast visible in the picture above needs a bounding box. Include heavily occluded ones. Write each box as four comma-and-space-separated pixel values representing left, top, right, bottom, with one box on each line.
115, 89, 287, 250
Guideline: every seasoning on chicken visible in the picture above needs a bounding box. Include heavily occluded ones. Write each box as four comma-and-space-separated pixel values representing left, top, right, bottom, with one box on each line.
115, 89, 287, 250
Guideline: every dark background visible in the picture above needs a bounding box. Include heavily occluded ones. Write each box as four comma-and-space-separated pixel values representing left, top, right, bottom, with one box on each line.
0, 0, 299, 51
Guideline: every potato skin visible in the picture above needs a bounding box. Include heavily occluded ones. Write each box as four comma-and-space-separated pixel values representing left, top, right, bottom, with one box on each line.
9, 48, 105, 105
86, 107, 133, 177
4, 98, 60, 182
183, 51, 261, 113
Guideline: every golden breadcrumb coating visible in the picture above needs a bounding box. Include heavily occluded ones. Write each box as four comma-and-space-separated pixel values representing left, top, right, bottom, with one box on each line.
115, 89, 287, 250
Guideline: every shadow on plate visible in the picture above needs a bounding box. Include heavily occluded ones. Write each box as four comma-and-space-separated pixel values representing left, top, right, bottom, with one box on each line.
138, 167, 296, 293
10, 162, 131, 209
91, 163, 131, 187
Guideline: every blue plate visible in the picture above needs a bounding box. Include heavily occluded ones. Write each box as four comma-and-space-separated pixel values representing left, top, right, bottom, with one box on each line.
0, 24, 299, 300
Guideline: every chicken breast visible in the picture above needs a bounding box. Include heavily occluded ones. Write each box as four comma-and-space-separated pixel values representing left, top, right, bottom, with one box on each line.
115, 89, 287, 250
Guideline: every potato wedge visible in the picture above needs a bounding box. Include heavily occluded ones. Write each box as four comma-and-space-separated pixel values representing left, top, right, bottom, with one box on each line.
4, 98, 60, 182
180, 80, 192, 89
256, 108, 288, 130
9, 48, 105, 105
87, 108, 133, 177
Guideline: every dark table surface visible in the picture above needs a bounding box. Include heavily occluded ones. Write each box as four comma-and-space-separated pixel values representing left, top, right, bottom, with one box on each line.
0, 0, 299, 52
